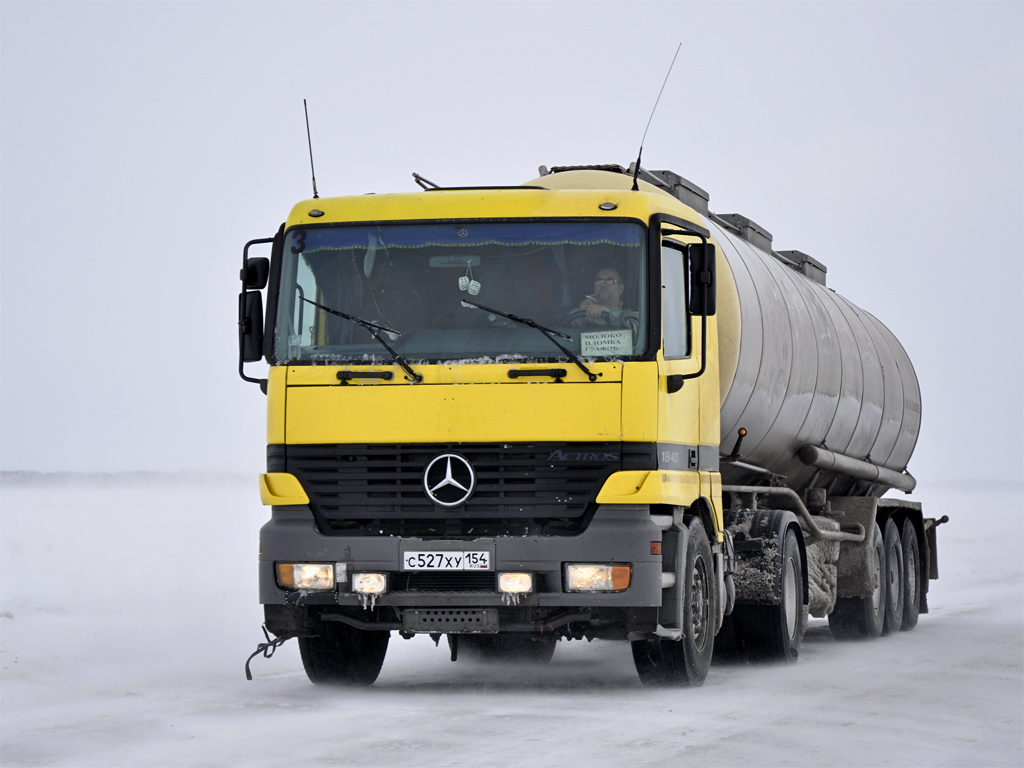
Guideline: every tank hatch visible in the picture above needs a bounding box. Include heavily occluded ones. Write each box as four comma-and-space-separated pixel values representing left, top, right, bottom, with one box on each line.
711, 213, 774, 254
776, 250, 827, 286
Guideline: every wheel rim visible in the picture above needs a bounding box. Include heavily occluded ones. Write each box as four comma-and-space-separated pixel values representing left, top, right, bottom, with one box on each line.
888, 538, 903, 613
691, 555, 710, 651
871, 541, 883, 615
783, 556, 799, 641
906, 545, 918, 605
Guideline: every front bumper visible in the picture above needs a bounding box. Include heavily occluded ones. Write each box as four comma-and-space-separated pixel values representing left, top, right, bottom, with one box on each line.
259, 504, 663, 609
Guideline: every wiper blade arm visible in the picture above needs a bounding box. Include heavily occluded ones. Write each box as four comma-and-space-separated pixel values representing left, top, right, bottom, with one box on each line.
301, 297, 423, 383
461, 300, 598, 382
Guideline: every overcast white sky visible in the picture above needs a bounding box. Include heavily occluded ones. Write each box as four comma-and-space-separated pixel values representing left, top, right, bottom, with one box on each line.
1, 1, 1021, 484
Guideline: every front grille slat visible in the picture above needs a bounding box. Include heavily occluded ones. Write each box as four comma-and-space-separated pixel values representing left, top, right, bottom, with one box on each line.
392, 572, 497, 592
284, 442, 623, 536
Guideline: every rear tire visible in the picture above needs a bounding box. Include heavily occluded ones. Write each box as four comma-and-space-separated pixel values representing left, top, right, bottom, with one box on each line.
631, 518, 715, 687
452, 634, 557, 664
900, 518, 921, 631
829, 522, 885, 641
881, 518, 904, 636
728, 528, 805, 662
298, 621, 390, 686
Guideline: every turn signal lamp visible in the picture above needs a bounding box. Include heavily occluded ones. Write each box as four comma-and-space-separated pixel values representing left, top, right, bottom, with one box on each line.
498, 572, 534, 594
564, 564, 631, 592
352, 572, 388, 595
277, 563, 335, 591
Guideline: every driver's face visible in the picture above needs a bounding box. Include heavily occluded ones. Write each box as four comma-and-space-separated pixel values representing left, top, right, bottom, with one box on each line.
594, 269, 624, 306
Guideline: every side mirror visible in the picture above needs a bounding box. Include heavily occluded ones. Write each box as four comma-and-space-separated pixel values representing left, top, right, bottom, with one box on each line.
241, 257, 270, 290
687, 243, 716, 316
239, 291, 264, 362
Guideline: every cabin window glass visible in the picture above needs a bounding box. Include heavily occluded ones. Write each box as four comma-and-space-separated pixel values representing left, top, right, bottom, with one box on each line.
273, 221, 648, 364
661, 243, 689, 359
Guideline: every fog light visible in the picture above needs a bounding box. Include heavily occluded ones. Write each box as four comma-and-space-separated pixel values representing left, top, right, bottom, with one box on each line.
565, 564, 631, 592
352, 572, 388, 595
498, 572, 534, 594
277, 563, 335, 591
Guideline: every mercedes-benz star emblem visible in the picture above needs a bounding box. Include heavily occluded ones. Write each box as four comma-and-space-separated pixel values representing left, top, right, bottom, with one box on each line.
423, 453, 476, 508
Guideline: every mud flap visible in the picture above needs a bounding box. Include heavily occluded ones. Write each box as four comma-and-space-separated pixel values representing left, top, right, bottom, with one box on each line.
658, 525, 689, 635
828, 498, 880, 600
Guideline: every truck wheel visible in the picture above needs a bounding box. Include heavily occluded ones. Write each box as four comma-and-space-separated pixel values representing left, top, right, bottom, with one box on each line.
900, 518, 921, 631
881, 518, 904, 636
451, 634, 557, 664
729, 527, 805, 662
298, 622, 389, 686
828, 522, 886, 641
631, 518, 715, 687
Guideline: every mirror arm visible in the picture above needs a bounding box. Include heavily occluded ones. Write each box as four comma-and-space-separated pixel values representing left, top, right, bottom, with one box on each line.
238, 236, 275, 390
676, 293, 708, 382
674, 230, 711, 383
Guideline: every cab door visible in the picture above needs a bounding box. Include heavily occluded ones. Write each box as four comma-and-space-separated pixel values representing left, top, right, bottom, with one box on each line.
657, 236, 704, 464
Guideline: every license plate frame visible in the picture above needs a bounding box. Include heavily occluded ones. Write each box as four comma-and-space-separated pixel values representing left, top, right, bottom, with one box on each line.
401, 550, 492, 571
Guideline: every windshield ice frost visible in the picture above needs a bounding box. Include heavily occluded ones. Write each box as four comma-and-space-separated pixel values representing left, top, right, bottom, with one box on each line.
274, 221, 647, 364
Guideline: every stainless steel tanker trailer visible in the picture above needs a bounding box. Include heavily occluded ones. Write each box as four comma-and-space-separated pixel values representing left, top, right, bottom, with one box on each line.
240, 162, 944, 686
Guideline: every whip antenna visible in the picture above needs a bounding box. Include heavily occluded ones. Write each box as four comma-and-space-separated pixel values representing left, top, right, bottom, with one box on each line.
303, 99, 319, 199
631, 43, 682, 191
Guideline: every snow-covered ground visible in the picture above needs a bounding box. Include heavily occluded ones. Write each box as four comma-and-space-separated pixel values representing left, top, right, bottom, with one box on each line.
2, 476, 1021, 767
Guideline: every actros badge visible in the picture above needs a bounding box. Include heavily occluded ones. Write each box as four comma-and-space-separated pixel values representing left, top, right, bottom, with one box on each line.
423, 454, 476, 508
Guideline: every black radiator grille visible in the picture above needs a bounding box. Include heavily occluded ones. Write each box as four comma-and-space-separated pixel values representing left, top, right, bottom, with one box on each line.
280, 442, 646, 536
391, 572, 497, 593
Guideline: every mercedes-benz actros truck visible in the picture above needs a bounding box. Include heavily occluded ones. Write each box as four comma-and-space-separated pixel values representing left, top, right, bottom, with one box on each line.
238, 163, 942, 686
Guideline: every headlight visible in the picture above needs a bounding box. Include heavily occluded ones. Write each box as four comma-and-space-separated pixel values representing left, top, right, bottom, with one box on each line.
564, 564, 631, 592
352, 572, 388, 595
498, 572, 534, 594
277, 563, 335, 591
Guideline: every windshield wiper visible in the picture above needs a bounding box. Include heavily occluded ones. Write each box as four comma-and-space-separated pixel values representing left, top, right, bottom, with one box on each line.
300, 297, 423, 383
460, 300, 598, 382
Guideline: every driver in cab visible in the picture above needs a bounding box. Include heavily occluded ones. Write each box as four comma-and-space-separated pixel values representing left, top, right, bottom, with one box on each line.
572, 267, 639, 336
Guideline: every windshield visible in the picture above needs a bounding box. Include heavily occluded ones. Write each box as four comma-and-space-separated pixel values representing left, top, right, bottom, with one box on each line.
273, 221, 648, 364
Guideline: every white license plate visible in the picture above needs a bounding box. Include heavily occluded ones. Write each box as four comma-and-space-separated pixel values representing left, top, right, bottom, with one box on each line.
402, 551, 491, 571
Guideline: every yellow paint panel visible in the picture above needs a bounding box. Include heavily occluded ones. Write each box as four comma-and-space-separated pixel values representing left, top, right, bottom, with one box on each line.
595, 471, 652, 501
700, 471, 724, 537
620, 362, 658, 442
286, 362, 622, 387
597, 470, 701, 506
286, 189, 666, 230
286, 381, 623, 444
266, 367, 287, 444
259, 473, 309, 506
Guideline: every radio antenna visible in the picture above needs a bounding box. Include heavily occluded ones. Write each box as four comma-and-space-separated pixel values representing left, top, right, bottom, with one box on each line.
303, 99, 319, 199
631, 43, 682, 191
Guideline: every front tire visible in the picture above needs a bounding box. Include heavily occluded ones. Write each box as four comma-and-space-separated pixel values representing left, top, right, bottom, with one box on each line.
632, 518, 715, 687
829, 522, 886, 641
298, 621, 390, 686
728, 527, 805, 662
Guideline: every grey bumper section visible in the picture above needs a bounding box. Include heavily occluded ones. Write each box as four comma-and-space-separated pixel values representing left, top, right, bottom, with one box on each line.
259, 504, 663, 610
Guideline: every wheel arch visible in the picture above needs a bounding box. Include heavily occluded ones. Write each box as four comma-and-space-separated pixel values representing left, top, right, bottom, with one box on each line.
684, 496, 719, 542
